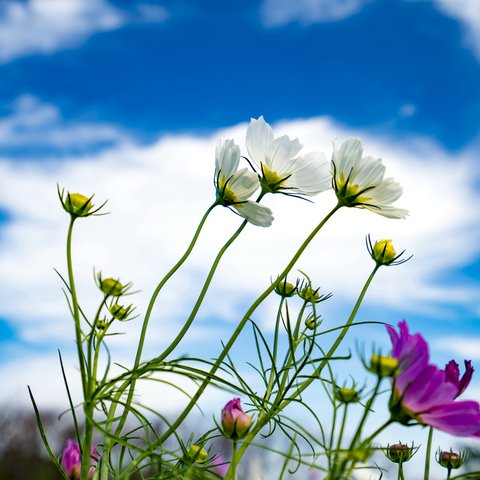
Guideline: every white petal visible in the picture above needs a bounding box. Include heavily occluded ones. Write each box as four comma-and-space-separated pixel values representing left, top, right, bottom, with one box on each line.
286, 152, 331, 196
333, 138, 363, 179
228, 169, 260, 200
352, 156, 385, 187
245, 116, 274, 168
234, 201, 273, 227
365, 205, 409, 219
215, 139, 240, 180
265, 135, 303, 172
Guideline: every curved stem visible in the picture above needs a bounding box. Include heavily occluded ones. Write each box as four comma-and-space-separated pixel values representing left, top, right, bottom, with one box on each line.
119, 203, 343, 479
348, 377, 383, 450
66, 218, 88, 398
424, 427, 434, 480
102, 203, 216, 477
231, 264, 381, 476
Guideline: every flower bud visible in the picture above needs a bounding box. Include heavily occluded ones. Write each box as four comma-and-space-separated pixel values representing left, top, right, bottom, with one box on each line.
335, 387, 360, 404
61, 440, 98, 480
298, 286, 320, 303
437, 449, 466, 470
384, 443, 417, 464
369, 354, 398, 378
61, 439, 81, 479
100, 278, 124, 297
109, 303, 129, 320
221, 398, 252, 440
305, 315, 319, 330
187, 445, 209, 464
372, 239, 396, 265
274, 280, 296, 298
63, 193, 93, 218
96, 319, 108, 331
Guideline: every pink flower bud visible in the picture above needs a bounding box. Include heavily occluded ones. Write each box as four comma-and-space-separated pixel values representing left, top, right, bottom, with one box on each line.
61, 440, 99, 480
221, 398, 252, 440
61, 439, 81, 479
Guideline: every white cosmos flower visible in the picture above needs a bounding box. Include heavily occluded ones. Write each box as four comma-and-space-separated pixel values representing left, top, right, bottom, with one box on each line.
215, 139, 273, 227
332, 138, 408, 219
246, 116, 330, 197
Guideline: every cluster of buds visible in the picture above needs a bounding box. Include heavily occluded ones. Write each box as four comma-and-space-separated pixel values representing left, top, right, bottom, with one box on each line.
221, 398, 253, 440
61, 439, 98, 480
274, 276, 332, 305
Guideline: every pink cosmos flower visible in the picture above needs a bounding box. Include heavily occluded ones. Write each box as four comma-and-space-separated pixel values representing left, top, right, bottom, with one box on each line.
61, 439, 98, 480
212, 454, 229, 476
221, 398, 252, 440
387, 321, 480, 437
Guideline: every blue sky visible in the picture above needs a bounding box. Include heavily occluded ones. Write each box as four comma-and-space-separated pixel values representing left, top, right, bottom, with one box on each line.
0, 0, 480, 475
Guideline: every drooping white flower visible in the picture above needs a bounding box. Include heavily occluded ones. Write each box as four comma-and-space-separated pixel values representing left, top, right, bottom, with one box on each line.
246, 116, 330, 197
332, 138, 408, 219
215, 139, 273, 227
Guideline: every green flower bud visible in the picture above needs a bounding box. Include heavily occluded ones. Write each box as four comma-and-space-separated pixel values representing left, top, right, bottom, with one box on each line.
335, 387, 360, 404
305, 316, 318, 330
274, 280, 296, 298
109, 303, 129, 320
385, 443, 417, 464
64, 193, 93, 218
100, 278, 124, 297
298, 286, 320, 303
96, 319, 108, 330
372, 239, 397, 265
187, 445, 208, 464
437, 449, 466, 470
369, 354, 398, 378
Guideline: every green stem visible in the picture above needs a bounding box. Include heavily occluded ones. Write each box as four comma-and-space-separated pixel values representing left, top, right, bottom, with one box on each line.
348, 377, 382, 451
262, 297, 286, 408
398, 462, 405, 480
66, 217, 94, 480
332, 404, 349, 475
66, 217, 88, 398
102, 203, 216, 478
231, 265, 381, 476
119, 203, 342, 479
227, 441, 238, 480
424, 427, 434, 480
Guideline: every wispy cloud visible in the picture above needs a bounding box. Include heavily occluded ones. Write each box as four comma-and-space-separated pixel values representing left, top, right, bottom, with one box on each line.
260, 0, 371, 27
0, 101, 479, 407
0, 95, 130, 153
435, 336, 480, 359
0, 0, 125, 63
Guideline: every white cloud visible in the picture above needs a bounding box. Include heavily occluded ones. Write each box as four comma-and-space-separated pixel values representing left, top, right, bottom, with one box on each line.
260, 0, 371, 27
0, 95, 130, 150
429, 0, 480, 59
435, 336, 480, 359
136, 3, 169, 23
0, 103, 479, 410
0, 0, 125, 63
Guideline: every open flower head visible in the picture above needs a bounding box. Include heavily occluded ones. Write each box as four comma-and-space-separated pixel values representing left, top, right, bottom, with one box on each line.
332, 138, 408, 218
387, 321, 480, 437
215, 139, 273, 227
246, 116, 330, 197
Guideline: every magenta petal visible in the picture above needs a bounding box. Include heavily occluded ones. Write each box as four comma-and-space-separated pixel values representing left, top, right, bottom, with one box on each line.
402, 365, 457, 413
458, 360, 474, 397
420, 401, 480, 436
